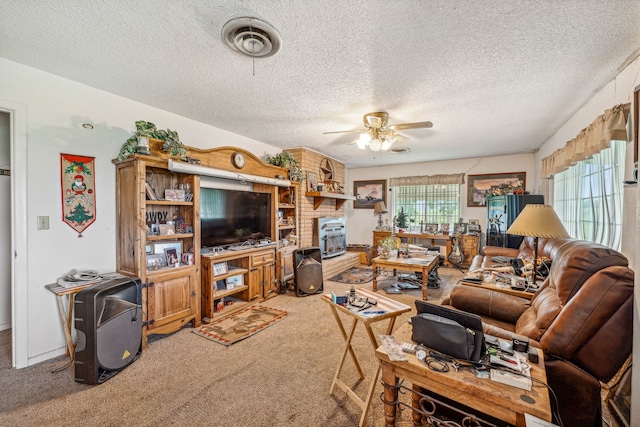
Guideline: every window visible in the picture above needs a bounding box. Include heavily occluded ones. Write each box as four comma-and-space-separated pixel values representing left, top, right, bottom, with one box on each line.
553, 140, 625, 250
394, 184, 460, 228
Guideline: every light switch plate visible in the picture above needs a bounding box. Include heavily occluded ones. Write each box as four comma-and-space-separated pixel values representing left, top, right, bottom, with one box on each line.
37, 216, 49, 230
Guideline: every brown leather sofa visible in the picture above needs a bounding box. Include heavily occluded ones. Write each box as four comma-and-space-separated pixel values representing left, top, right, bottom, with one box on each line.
442, 237, 634, 427
468, 235, 564, 272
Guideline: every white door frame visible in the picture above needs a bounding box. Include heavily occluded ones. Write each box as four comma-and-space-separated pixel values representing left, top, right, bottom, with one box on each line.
1, 99, 28, 368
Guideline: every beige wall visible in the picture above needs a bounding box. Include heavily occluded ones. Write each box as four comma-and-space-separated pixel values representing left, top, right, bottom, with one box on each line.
346, 153, 537, 247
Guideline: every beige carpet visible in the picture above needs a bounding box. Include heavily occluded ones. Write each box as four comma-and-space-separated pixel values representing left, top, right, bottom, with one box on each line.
0, 266, 620, 426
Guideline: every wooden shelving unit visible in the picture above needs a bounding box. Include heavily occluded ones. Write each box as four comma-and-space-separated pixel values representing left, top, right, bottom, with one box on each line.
113, 155, 201, 348
201, 246, 276, 323
305, 191, 356, 210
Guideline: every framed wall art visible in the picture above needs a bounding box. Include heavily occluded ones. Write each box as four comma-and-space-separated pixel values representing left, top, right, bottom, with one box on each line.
307, 171, 317, 192
353, 180, 387, 209
467, 172, 526, 207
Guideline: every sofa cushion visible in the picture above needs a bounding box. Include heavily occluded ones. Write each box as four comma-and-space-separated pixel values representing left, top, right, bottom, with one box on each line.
447, 285, 529, 324
548, 240, 628, 305
514, 285, 562, 341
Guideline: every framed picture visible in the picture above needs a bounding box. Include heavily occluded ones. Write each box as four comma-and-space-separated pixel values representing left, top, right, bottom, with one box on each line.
440, 223, 450, 234
307, 171, 317, 192
467, 172, 526, 207
425, 223, 438, 234
146, 254, 166, 270
164, 189, 185, 202
353, 180, 387, 209
145, 182, 158, 201
164, 248, 179, 266
455, 223, 467, 234
213, 261, 228, 276
153, 241, 182, 259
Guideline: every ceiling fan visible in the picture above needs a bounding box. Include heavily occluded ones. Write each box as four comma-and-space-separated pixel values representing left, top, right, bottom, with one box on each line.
324, 112, 433, 152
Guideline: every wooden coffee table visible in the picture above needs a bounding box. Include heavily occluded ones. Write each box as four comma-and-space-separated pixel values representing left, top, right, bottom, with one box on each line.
371, 254, 439, 301
376, 322, 552, 426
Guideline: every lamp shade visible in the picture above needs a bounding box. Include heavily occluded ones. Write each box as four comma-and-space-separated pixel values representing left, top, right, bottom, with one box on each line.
373, 201, 388, 215
506, 204, 570, 238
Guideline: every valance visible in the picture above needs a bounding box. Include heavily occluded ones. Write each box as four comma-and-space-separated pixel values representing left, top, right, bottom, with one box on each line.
541, 103, 630, 178
389, 173, 465, 186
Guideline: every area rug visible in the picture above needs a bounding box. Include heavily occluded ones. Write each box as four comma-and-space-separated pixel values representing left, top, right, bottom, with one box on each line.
328, 267, 373, 284
192, 305, 288, 346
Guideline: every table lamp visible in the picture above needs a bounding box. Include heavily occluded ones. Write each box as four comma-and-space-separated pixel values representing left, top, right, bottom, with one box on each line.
373, 201, 388, 229
506, 204, 570, 285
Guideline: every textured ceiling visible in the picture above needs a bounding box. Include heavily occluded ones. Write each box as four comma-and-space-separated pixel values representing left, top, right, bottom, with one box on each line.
1, 1, 639, 167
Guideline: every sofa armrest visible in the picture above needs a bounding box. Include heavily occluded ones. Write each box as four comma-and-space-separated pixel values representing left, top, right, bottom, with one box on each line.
481, 246, 520, 258
447, 285, 530, 324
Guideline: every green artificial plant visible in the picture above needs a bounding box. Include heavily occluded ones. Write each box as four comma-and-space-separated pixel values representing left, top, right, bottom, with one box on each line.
396, 207, 409, 228
117, 121, 187, 161
266, 151, 305, 183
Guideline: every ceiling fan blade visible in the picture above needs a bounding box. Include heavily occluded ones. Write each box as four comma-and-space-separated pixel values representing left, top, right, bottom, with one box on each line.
323, 128, 366, 135
389, 121, 433, 131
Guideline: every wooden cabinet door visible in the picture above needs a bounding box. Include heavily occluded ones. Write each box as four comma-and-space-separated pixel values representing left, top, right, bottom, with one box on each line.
248, 267, 263, 301
262, 262, 276, 297
146, 267, 197, 334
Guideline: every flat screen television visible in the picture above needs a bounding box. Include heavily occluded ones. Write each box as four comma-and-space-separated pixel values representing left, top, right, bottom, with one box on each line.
200, 187, 272, 248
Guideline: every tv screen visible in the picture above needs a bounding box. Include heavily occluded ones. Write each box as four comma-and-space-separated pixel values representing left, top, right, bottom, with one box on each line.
200, 187, 272, 248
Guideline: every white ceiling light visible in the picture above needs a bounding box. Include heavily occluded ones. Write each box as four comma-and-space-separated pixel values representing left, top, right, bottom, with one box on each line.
369, 138, 382, 152
355, 128, 400, 152
222, 17, 282, 58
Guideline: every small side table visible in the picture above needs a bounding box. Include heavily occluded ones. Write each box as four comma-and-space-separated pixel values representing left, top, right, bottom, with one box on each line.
322, 288, 411, 427
46, 273, 125, 360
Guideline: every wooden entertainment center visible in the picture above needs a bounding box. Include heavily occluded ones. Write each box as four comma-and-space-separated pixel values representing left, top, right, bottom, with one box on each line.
113, 139, 298, 346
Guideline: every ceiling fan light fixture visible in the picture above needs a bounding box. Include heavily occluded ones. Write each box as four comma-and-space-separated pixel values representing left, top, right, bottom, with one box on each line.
381, 139, 393, 150
359, 132, 372, 143
370, 138, 382, 151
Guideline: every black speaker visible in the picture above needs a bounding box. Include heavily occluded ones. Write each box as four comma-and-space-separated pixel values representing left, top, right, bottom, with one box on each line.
293, 247, 323, 296
74, 277, 143, 385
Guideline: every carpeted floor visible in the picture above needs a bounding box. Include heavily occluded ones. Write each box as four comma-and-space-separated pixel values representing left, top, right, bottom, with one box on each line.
0, 266, 621, 427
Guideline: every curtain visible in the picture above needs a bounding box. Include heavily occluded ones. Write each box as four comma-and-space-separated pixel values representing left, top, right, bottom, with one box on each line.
553, 140, 625, 250
389, 173, 465, 187
541, 103, 630, 178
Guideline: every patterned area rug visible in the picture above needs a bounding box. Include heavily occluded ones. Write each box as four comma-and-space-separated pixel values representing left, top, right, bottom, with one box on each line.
328, 267, 373, 284
193, 305, 288, 346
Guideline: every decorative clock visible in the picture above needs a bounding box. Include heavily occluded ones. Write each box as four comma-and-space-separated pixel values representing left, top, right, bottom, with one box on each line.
231, 152, 246, 169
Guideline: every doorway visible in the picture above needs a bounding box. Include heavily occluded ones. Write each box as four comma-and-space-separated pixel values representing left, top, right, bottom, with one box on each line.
0, 112, 9, 333
1, 101, 27, 368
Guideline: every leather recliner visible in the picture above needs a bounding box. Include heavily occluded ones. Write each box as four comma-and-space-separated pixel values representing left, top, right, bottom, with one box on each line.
442, 238, 633, 427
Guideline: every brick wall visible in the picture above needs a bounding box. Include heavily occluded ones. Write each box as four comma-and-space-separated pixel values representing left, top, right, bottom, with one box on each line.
287, 148, 346, 248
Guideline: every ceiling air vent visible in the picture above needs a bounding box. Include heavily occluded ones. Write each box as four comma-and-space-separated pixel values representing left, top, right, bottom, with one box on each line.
389, 148, 411, 154
222, 17, 282, 59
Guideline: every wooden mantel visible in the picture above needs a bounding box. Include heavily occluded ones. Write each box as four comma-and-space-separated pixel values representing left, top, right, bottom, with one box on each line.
305, 191, 356, 210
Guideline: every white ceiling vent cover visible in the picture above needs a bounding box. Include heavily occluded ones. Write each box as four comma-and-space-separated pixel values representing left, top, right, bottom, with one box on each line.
222, 17, 282, 58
